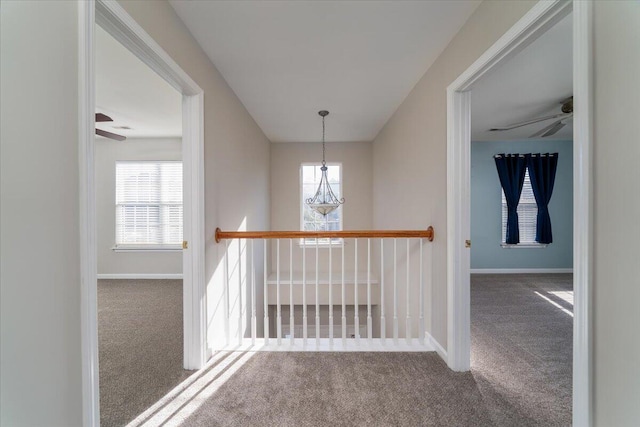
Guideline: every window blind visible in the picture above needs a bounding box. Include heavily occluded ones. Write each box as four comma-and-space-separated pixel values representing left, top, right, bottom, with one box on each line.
115, 161, 183, 247
502, 170, 538, 244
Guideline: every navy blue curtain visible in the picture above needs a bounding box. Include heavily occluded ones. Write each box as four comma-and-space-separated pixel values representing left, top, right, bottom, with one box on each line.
527, 153, 558, 244
494, 154, 528, 244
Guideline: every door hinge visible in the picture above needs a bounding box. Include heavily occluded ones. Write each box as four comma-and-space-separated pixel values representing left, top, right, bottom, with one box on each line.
182, 241, 188, 250
465, 240, 471, 248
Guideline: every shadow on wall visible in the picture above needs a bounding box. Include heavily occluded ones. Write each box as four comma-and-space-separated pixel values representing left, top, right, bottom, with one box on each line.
208, 217, 266, 351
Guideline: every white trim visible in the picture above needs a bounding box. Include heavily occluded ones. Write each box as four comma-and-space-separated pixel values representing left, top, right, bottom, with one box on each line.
112, 246, 182, 252
181, 91, 207, 370
470, 268, 573, 274
448, 1, 572, 93
297, 242, 345, 249
80, 1, 207, 424
95, 0, 206, 370
95, 1, 200, 96
78, 2, 100, 426
572, 1, 593, 425
97, 274, 184, 280
446, 0, 592, 425
500, 243, 548, 249
266, 272, 378, 285
447, 0, 571, 371
218, 338, 435, 352
447, 89, 471, 371
426, 332, 448, 363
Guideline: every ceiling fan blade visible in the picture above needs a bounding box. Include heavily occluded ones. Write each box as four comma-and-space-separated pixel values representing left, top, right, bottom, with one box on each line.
489, 112, 571, 131
540, 121, 566, 137
96, 113, 113, 122
96, 128, 126, 141
529, 120, 565, 138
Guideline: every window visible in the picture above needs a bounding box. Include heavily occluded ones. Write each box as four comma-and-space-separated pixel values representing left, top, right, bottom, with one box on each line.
501, 169, 539, 245
115, 161, 182, 249
300, 163, 342, 245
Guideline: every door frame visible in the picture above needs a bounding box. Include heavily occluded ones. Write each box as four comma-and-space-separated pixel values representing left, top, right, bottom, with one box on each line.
446, 0, 592, 426
79, 1, 207, 425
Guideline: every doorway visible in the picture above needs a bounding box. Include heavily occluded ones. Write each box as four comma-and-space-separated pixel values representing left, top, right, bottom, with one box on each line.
94, 23, 188, 426
468, 10, 574, 424
79, 1, 206, 424
446, 0, 592, 425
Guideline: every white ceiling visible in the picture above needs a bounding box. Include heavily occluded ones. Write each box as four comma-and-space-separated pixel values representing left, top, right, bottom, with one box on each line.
169, 0, 481, 143
95, 25, 182, 139
471, 13, 573, 142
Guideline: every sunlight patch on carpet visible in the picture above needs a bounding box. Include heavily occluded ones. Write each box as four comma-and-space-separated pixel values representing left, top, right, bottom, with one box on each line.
549, 290, 573, 306
126, 351, 255, 427
534, 291, 574, 317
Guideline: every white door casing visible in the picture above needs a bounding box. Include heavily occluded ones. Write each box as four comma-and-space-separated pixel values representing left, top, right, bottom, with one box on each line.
446, 0, 592, 426
79, 1, 207, 425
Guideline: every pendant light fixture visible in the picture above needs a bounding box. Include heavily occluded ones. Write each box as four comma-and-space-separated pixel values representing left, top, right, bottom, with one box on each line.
306, 110, 345, 216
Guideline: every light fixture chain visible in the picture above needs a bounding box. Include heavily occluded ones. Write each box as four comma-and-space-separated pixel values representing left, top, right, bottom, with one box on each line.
322, 115, 326, 166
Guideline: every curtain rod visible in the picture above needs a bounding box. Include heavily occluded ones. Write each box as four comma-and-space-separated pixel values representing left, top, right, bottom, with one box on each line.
493, 153, 559, 158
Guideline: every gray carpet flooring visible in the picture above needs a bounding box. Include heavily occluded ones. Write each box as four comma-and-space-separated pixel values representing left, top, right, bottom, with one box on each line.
98, 279, 192, 427
470, 274, 573, 426
99, 274, 572, 426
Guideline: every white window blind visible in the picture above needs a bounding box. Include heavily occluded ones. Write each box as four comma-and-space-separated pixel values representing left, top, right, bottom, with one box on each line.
115, 161, 183, 248
300, 163, 342, 244
502, 170, 538, 244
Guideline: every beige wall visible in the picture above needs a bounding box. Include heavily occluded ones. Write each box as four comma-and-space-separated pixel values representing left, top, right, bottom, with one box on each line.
117, 0, 271, 351
593, 2, 640, 425
1, 2, 83, 425
372, 0, 537, 344
270, 141, 372, 274
96, 137, 183, 275
1, 0, 270, 423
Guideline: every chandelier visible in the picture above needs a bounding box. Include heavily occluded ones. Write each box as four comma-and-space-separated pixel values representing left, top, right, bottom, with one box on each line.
306, 110, 345, 216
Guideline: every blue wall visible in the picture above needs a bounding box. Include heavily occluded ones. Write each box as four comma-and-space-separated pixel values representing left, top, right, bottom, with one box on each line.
471, 139, 573, 269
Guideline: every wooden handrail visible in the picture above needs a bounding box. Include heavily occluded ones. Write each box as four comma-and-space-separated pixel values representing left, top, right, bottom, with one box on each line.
215, 226, 434, 243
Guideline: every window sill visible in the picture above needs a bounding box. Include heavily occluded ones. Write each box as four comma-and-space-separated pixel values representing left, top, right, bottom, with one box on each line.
112, 246, 182, 252
500, 243, 548, 249
298, 240, 345, 249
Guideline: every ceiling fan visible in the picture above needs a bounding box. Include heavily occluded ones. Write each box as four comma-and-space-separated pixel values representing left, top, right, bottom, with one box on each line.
489, 96, 573, 138
96, 113, 126, 141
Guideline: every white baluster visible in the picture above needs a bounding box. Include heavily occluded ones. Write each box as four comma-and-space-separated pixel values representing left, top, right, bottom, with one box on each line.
238, 239, 243, 346
341, 240, 346, 347
329, 240, 334, 346
315, 238, 320, 347
224, 240, 230, 347
419, 238, 425, 345
354, 239, 359, 343
251, 239, 256, 345
367, 238, 372, 343
289, 239, 294, 345
393, 238, 398, 344
264, 239, 269, 344
303, 241, 307, 345
406, 239, 411, 344
380, 239, 385, 344
276, 239, 281, 345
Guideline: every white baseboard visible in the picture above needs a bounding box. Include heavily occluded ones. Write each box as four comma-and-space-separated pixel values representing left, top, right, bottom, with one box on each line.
470, 268, 573, 274
97, 273, 183, 280
426, 332, 447, 363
